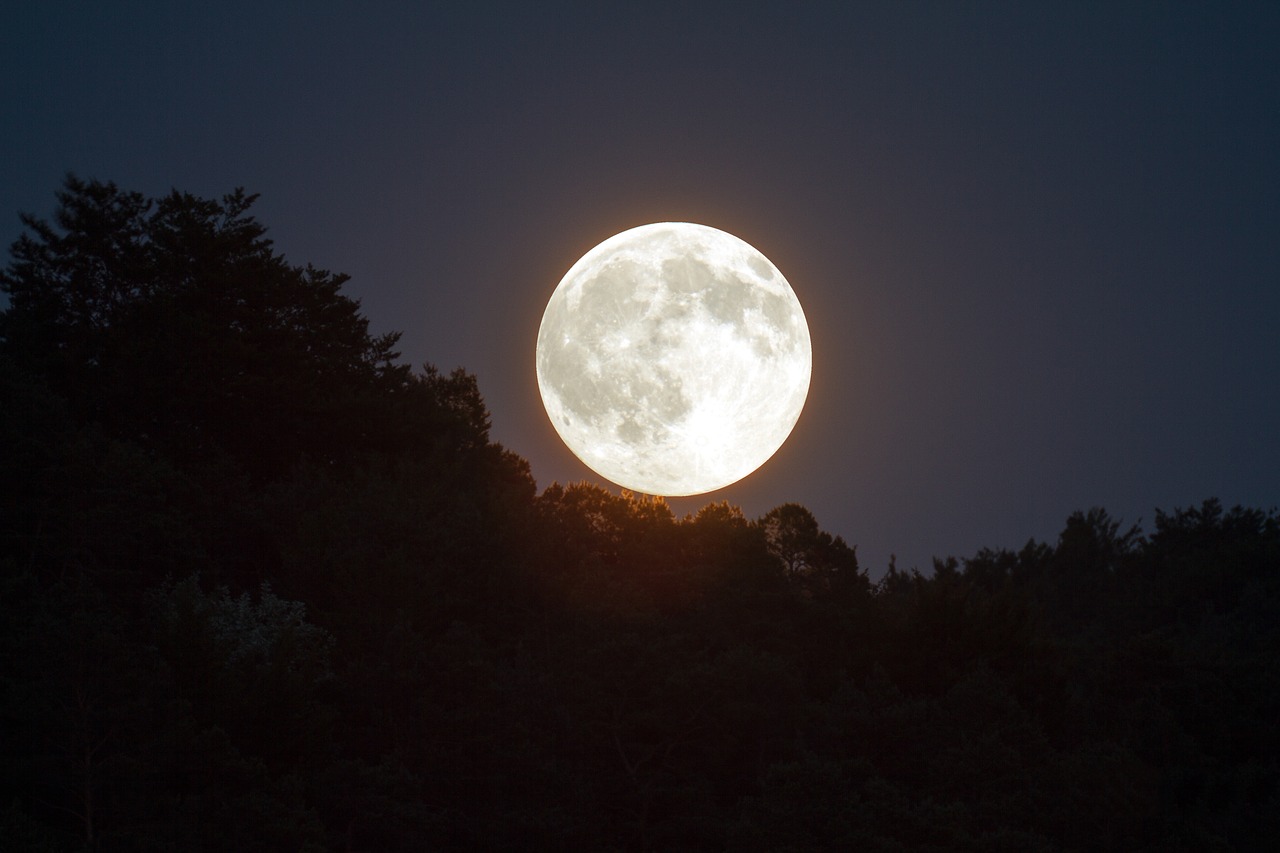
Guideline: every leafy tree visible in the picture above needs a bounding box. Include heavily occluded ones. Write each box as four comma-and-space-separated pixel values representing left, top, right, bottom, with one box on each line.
1, 175, 409, 483
1042, 507, 1142, 635
759, 503, 858, 578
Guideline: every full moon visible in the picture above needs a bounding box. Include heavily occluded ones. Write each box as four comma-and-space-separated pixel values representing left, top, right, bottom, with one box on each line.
536, 222, 811, 496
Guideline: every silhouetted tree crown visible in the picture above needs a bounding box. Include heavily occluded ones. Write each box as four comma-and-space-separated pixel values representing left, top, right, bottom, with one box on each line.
1, 175, 414, 481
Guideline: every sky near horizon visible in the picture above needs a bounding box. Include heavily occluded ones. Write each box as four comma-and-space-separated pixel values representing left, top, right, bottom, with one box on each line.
3, 1, 1278, 575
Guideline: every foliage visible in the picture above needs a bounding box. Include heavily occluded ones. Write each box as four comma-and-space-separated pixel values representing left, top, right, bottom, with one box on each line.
3, 178, 1277, 849
0, 175, 410, 483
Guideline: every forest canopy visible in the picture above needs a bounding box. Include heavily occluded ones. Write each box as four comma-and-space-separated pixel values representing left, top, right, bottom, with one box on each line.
2, 177, 1277, 851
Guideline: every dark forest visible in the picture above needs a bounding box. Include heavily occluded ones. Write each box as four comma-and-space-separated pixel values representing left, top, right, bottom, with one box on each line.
2, 179, 1276, 851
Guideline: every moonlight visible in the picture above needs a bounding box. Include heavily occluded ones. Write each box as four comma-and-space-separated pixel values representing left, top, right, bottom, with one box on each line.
536, 222, 811, 496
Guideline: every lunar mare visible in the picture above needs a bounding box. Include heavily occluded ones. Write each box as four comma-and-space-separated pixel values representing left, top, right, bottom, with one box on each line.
536, 222, 811, 496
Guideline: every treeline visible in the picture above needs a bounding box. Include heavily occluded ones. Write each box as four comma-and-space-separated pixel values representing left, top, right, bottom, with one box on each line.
2, 178, 1276, 851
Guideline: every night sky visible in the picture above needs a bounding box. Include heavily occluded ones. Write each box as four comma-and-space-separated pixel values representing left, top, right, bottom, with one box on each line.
4, 2, 1278, 575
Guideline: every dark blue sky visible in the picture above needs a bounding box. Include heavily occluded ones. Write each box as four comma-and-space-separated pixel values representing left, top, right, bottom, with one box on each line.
4, 1, 1278, 574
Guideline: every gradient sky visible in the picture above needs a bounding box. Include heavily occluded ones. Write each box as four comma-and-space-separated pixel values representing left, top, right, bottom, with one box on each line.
4, 2, 1278, 575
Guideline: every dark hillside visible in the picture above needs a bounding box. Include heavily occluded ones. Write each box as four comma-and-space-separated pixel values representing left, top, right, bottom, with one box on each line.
3, 179, 1276, 851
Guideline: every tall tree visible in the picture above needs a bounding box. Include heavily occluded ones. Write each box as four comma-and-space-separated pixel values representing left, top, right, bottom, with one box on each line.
1, 175, 410, 482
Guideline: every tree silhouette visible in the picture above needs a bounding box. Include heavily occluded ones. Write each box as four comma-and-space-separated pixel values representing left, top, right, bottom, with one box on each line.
1, 175, 409, 483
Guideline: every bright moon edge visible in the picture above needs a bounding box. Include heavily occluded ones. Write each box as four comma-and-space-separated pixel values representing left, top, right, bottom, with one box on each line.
536, 222, 811, 497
